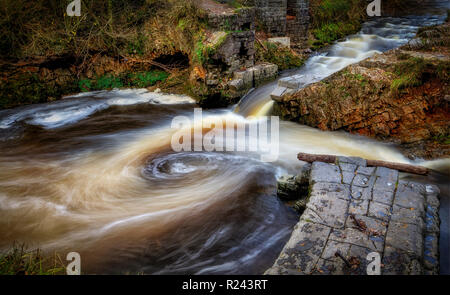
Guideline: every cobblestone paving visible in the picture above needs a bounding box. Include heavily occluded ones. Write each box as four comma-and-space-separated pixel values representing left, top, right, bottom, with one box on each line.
266, 157, 441, 275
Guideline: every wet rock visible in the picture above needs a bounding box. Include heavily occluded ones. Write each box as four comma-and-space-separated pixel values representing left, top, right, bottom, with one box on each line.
277, 175, 298, 200
265, 221, 331, 275
385, 222, 424, 257
268, 37, 291, 48
294, 163, 311, 196
293, 198, 308, 213
356, 166, 375, 176
423, 233, 439, 272
310, 162, 341, 184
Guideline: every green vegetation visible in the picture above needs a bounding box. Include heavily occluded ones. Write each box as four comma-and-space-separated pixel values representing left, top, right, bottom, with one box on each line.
0, 0, 207, 61
0, 69, 168, 109
391, 57, 430, 91
194, 39, 214, 65
228, 0, 244, 9
78, 70, 169, 92
255, 42, 304, 70
0, 244, 65, 275
432, 133, 450, 145
342, 70, 368, 87
194, 32, 230, 65
0, 0, 204, 108
390, 56, 450, 92
312, 21, 361, 46
0, 69, 79, 109
309, 0, 365, 48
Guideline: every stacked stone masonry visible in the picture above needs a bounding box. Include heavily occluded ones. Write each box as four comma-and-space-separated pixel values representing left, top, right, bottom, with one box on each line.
266, 156, 441, 275
218, 0, 309, 42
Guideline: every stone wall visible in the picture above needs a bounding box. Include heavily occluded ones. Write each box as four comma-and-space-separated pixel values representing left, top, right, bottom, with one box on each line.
197, 3, 280, 104
253, 0, 309, 43
197, 0, 310, 105
286, 0, 309, 43
255, 0, 288, 36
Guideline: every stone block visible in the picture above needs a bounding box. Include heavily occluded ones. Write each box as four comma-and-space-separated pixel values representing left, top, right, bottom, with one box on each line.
356, 166, 375, 176
303, 195, 349, 229
233, 69, 253, 88
345, 215, 388, 236
337, 156, 367, 167
373, 177, 396, 193
351, 185, 372, 200
368, 201, 392, 222
385, 222, 423, 257
278, 77, 301, 89
268, 37, 291, 48
348, 199, 369, 216
352, 174, 376, 188
391, 204, 425, 227
313, 258, 346, 275
339, 162, 357, 173
330, 227, 383, 252
265, 221, 331, 275
310, 162, 341, 184
375, 167, 398, 182
425, 204, 440, 234
228, 78, 244, 90
426, 192, 440, 209
372, 189, 395, 206
423, 233, 439, 272
270, 86, 287, 101
342, 171, 355, 185
394, 181, 426, 211
310, 182, 350, 201
382, 246, 423, 275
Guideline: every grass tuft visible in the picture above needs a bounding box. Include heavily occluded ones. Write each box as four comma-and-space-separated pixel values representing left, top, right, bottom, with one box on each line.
390, 57, 450, 92
0, 244, 65, 275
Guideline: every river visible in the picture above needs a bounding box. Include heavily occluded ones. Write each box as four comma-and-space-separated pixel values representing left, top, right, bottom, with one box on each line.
0, 12, 448, 274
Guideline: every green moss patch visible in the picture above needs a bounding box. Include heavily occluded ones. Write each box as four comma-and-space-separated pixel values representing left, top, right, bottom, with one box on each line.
255, 42, 305, 70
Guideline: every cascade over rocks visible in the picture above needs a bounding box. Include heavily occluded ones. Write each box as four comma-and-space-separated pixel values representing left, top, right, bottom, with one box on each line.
273, 21, 450, 159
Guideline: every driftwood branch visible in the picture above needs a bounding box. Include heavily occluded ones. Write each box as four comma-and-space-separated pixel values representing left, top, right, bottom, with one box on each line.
297, 152, 429, 175
122, 56, 175, 73
256, 37, 268, 51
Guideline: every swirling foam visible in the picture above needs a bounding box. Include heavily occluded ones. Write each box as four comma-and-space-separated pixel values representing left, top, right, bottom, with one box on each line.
0, 89, 195, 129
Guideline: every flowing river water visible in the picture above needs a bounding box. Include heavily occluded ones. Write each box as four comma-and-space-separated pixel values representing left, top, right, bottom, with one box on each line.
0, 12, 449, 274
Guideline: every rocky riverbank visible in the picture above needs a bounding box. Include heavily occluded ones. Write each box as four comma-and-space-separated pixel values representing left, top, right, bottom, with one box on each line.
273, 21, 450, 160
269, 156, 441, 275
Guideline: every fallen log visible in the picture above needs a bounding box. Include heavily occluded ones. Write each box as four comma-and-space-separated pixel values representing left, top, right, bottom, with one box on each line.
297, 152, 430, 175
